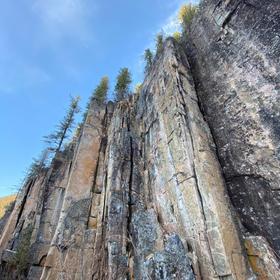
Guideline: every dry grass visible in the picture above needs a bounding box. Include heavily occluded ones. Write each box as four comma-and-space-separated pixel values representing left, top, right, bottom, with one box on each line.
0, 194, 16, 218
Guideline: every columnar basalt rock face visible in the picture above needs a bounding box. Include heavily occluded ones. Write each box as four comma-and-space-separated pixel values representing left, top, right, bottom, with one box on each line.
130, 40, 252, 280
0, 39, 252, 280
40, 101, 114, 280
58, 38, 251, 280
0, 151, 72, 278
1, 1, 280, 279
186, 0, 280, 256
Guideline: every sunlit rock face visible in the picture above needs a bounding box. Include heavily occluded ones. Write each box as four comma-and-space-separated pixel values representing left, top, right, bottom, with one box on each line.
0, 38, 249, 280
1, 1, 280, 279
186, 0, 280, 257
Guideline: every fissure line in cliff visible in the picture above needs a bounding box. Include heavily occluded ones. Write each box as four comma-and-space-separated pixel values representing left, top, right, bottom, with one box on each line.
127, 112, 134, 280
14, 180, 35, 230
175, 65, 218, 275
87, 139, 103, 228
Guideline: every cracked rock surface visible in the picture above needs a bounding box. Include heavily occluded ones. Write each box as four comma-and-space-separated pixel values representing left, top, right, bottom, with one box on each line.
0, 38, 252, 280
186, 0, 280, 256
0, 1, 280, 279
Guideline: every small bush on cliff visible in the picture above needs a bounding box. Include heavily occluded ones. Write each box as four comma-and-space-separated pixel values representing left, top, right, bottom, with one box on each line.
9, 224, 33, 278
114, 67, 132, 101
173, 31, 182, 43
44, 96, 80, 153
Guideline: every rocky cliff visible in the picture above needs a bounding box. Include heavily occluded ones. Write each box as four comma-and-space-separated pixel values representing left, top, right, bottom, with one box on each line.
0, 0, 280, 279
186, 0, 280, 256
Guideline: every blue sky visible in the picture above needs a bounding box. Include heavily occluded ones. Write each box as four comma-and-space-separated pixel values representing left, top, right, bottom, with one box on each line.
0, 0, 195, 197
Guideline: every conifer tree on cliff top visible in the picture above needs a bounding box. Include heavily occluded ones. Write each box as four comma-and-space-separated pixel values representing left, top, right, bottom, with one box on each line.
93, 76, 109, 104
44, 96, 80, 153
114, 68, 132, 101
144, 49, 154, 74
156, 33, 164, 55
81, 76, 109, 125
26, 148, 50, 180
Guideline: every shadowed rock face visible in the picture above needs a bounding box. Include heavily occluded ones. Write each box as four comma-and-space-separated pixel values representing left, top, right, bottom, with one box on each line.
186, 0, 280, 255
0, 1, 280, 279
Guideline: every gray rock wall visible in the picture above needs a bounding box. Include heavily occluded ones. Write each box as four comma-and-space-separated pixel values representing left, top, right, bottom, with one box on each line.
186, 0, 280, 256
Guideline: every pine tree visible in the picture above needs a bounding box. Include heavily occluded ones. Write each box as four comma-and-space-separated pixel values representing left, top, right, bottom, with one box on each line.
81, 101, 90, 124
10, 224, 33, 277
93, 76, 109, 104
44, 96, 80, 153
156, 33, 164, 55
114, 68, 132, 101
144, 49, 154, 74
80, 76, 109, 128
26, 149, 50, 180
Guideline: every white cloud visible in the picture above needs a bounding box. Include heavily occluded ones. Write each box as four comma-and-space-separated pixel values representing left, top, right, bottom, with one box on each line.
144, 3, 183, 52
31, 0, 95, 43
134, 0, 198, 83
159, 0, 200, 36
160, 0, 199, 35
161, 10, 181, 35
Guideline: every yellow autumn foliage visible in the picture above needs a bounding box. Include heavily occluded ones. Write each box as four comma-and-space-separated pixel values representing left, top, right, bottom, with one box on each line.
0, 194, 16, 218
173, 31, 181, 42
178, 4, 197, 27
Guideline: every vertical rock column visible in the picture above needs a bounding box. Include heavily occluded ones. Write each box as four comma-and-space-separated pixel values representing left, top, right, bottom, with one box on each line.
86, 38, 254, 280
28, 153, 72, 279
100, 101, 133, 279
132, 38, 253, 279
0, 175, 46, 257
187, 0, 280, 257
0, 152, 73, 279
40, 100, 111, 280
90, 97, 195, 280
